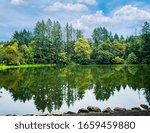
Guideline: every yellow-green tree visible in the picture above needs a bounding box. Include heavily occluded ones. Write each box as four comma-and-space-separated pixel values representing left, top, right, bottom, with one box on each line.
0, 42, 20, 65
112, 40, 126, 64
74, 38, 92, 64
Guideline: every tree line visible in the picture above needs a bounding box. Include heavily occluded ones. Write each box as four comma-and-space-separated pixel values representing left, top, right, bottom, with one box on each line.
0, 19, 150, 65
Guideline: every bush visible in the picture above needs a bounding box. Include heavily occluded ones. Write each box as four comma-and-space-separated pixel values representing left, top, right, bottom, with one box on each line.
96, 50, 113, 64
127, 52, 138, 64
113, 56, 124, 64
142, 55, 150, 64
58, 52, 69, 65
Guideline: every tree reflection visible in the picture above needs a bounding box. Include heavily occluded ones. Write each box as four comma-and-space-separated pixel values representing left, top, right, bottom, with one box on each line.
0, 65, 150, 112
0, 89, 2, 98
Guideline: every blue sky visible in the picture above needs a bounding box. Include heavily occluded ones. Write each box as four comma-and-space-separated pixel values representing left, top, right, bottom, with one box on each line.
0, 0, 150, 41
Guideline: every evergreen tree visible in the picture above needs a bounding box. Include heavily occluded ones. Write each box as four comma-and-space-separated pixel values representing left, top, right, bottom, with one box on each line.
141, 21, 150, 63
34, 20, 49, 63
52, 21, 63, 63
13, 29, 33, 49
76, 29, 83, 40
114, 33, 119, 41
92, 27, 111, 47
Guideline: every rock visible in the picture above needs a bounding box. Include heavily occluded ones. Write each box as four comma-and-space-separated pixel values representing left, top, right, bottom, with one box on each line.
63, 111, 76, 115
23, 114, 34, 116
140, 104, 149, 110
52, 112, 62, 116
6, 114, 17, 116
114, 107, 126, 112
87, 106, 101, 112
36, 113, 48, 116
102, 107, 112, 113
47, 113, 52, 116
78, 108, 89, 113
131, 107, 141, 111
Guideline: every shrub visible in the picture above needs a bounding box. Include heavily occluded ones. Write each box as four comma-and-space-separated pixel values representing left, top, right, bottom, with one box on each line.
113, 56, 124, 64
127, 52, 138, 64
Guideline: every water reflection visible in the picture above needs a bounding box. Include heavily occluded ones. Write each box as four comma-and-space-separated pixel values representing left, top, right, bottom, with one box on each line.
0, 65, 150, 113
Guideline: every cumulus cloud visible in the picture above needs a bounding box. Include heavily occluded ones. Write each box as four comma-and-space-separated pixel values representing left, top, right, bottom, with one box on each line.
10, 0, 25, 5
113, 5, 150, 21
72, 5, 150, 30
77, 0, 97, 5
45, 2, 89, 12
72, 11, 113, 30
71, 5, 150, 37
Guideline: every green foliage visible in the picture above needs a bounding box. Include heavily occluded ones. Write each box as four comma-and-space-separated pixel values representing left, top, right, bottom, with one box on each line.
1, 21, 150, 65
96, 50, 114, 64
112, 40, 126, 57
141, 21, 150, 63
124, 36, 142, 62
94, 40, 114, 64
34, 20, 49, 63
0, 42, 20, 65
58, 52, 69, 65
13, 29, 33, 48
64, 24, 75, 59
114, 33, 119, 41
76, 29, 83, 40
92, 27, 111, 46
64, 24, 83, 62
20, 44, 35, 64
74, 38, 92, 64
127, 52, 138, 64
113, 56, 124, 64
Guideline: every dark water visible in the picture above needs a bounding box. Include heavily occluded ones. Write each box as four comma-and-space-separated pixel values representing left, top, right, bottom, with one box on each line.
0, 65, 150, 115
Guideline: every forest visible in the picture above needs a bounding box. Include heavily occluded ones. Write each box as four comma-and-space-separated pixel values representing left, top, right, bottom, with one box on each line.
0, 19, 150, 65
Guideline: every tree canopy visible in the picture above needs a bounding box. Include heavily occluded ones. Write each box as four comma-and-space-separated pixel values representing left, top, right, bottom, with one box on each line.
0, 19, 150, 65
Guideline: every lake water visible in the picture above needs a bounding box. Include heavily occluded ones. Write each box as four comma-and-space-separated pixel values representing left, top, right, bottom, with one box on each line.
0, 65, 150, 115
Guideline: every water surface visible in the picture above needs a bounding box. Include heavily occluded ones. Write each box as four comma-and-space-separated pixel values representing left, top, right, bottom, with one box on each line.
0, 65, 150, 115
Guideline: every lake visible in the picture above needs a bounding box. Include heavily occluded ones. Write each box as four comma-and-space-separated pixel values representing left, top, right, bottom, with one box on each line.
0, 65, 150, 115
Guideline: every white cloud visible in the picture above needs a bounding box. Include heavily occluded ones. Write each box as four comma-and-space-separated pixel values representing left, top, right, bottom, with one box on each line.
77, 0, 97, 5
72, 5, 150, 29
72, 11, 113, 30
10, 0, 25, 5
72, 5, 150, 37
45, 2, 89, 12
113, 5, 150, 21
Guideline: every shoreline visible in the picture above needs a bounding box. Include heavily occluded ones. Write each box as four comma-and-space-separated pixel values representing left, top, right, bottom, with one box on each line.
5, 105, 150, 116
0, 64, 56, 70
0, 64, 150, 71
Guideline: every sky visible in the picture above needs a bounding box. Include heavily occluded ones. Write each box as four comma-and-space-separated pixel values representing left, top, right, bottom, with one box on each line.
0, 0, 150, 41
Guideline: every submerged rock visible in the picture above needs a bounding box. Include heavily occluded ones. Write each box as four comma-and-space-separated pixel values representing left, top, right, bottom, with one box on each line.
114, 107, 126, 112
102, 107, 112, 113
87, 106, 101, 112
78, 108, 89, 113
131, 107, 141, 111
140, 104, 149, 110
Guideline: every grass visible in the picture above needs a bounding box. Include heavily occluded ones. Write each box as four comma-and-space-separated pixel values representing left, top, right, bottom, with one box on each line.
0, 63, 149, 71
0, 64, 56, 70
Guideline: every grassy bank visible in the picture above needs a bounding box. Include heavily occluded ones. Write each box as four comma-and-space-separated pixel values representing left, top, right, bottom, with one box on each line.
0, 64, 56, 70
1, 63, 148, 71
